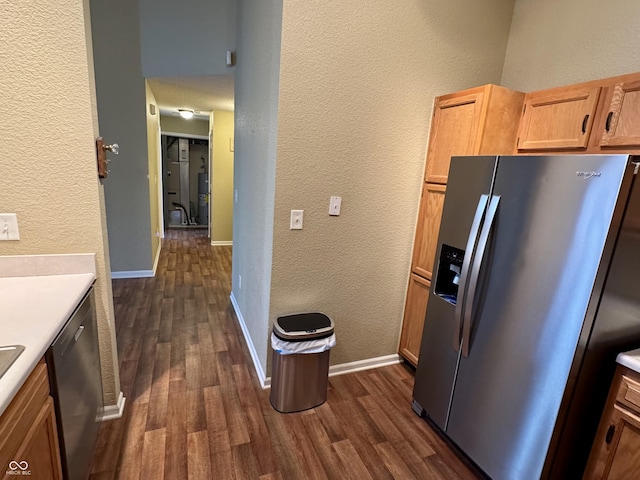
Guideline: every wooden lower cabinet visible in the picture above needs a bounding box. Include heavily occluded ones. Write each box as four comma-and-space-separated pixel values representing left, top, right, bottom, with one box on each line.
585, 366, 640, 479
398, 274, 431, 367
0, 361, 62, 480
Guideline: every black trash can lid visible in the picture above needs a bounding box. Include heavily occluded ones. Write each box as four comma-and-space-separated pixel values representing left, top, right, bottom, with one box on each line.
273, 312, 334, 341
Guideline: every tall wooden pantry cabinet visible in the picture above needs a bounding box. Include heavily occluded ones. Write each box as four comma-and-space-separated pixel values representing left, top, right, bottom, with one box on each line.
399, 84, 524, 366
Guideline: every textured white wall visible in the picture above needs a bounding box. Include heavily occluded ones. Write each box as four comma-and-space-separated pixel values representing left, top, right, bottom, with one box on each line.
233, 0, 283, 373
139, 0, 236, 78
91, 0, 154, 273
269, 0, 516, 369
0, 0, 120, 406
501, 0, 640, 91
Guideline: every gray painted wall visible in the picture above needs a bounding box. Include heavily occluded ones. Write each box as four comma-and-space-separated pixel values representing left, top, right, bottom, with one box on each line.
139, 0, 237, 78
91, 0, 153, 273
232, 0, 283, 373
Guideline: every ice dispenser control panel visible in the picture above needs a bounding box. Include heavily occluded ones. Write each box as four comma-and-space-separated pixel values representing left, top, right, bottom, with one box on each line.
434, 244, 464, 305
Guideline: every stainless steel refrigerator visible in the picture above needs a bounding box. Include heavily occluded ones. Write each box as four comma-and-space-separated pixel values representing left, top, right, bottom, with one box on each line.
412, 154, 640, 479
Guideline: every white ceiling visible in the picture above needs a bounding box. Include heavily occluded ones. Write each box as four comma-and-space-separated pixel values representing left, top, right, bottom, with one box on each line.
148, 75, 234, 119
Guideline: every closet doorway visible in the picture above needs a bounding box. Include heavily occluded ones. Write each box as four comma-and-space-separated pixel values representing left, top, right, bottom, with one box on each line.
162, 134, 210, 231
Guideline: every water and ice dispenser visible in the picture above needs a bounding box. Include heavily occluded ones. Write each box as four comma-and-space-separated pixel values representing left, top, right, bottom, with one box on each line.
434, 244, 465, 305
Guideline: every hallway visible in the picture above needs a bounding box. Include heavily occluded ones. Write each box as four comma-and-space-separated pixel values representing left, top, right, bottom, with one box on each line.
89, 229, 478, 479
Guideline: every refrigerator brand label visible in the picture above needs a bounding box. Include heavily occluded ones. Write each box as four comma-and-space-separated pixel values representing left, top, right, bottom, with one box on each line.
576, 171, 602, 179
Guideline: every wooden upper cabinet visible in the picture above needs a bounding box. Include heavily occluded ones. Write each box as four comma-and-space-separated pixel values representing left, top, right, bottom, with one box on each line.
411, 183, 446, 280
425, 85, 524, 184
598, 80, 640, 148
425, 92, 484, 184
516, 85, 601, 151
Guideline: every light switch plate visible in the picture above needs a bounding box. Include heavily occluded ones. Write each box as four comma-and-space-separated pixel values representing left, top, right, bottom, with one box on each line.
290, 210, 303, 230
329, 196, 342, 216
0, 213, 20, 240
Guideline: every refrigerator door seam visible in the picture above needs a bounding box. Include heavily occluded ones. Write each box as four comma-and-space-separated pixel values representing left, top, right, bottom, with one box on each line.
444, 344, 463, 431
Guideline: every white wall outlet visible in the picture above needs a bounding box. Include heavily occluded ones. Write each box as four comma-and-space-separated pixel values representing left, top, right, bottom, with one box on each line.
290, 210, 303, 230
329, 196, 342, 216
234, 189, 238, 204
0, 213, 20, 241
238, 274, 242, 290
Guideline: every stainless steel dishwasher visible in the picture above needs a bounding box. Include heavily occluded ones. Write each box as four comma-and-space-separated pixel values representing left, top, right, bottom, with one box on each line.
46, 288, 103, 480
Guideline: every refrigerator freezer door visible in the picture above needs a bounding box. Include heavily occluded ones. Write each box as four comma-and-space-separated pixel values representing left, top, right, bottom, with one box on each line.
445, 155, 630, 480
413, 156, 497, 429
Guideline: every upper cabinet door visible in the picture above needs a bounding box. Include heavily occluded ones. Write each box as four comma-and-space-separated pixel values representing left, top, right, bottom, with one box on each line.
517, 86, 601, 151
425, 91, 484, 184
599, 80, 640, 148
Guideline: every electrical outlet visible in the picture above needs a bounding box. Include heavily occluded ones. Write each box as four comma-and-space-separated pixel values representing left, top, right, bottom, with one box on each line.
290, 210, 303, 230
0, 213, 20, 241
238, 274, 242, 290
329, 196, 342, 216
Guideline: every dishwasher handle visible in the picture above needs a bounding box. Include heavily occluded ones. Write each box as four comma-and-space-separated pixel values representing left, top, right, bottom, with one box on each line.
74, 325, 85, 342
51, 289, 93, 359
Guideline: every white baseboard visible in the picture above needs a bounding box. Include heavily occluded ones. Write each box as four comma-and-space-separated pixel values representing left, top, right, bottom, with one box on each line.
211, 240, 233, 246
262, 354, 404, 390
328, 354, 403, 377
99, 391, 126, 421
111, 270, 154, 279
152, 243, 162, 276
229, 292, 268, 388
112, 246, 161, 279
228, 292, 402, 391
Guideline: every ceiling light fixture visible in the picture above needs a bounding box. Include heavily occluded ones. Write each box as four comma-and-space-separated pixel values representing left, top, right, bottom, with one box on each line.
178, 109, 194, 120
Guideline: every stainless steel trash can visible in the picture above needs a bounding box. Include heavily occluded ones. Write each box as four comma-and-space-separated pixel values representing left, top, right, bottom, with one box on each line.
270, 313, 334, 413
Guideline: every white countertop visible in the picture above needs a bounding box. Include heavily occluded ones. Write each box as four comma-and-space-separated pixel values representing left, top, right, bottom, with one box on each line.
0, 272, 95, 416
618, 348, 640, 374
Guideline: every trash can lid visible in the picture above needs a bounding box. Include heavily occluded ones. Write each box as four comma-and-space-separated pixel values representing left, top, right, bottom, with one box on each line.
273, 312, 334, 342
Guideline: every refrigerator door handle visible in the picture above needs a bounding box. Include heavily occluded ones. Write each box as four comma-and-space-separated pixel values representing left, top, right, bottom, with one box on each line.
453, 194, 489, 352
461, 195, 500, 358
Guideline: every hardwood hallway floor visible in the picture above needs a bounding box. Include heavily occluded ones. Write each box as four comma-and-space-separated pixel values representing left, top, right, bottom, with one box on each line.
89, 229, 479, 480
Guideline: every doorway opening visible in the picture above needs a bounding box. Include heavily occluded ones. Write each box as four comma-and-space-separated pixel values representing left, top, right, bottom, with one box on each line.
162, 134, 210, 230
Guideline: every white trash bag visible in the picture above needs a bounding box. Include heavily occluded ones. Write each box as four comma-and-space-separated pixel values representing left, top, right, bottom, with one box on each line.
271, 332, 336, 355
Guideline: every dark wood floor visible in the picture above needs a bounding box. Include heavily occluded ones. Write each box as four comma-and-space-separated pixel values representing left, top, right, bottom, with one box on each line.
89, 229, 479, 480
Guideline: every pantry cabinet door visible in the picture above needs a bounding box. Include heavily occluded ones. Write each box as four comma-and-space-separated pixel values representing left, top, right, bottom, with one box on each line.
411, 183, 446, 280
425, 92, 484, 184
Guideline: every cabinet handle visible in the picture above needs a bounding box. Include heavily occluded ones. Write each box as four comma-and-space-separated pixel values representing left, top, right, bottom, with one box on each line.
605, 424, 616, 444
581, 114, 589, 134
605, 111, 614, 132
